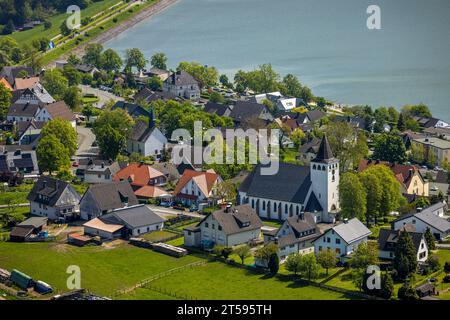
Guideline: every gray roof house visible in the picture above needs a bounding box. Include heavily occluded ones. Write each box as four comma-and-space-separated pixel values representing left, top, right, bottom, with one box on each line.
0, 145, 39, 177
184, 204, 263, 248
0, 66, 34, 86
163, 70, 200, 100
27, 177, 81, 221
75, 158, 126, 183
79, 181, 139, 220
203, 102, 233, 117
14, 83, 55, 105
313, 218, 372, 262
112, 101, 151, 118
229, 101, 273, 126
378, 227, 429, 262
83, 204, 164, 240
393, 204, 450, 240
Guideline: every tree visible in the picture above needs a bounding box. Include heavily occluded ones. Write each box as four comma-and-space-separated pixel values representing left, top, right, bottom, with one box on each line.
212, 180, 237, 203
397, 280, 419, 300
209, 92, 225, 104
0, 82, 12, 120
280, 74, 303, 98
42, 68, 68, 100
233, 244, 251, 264
299, 253, 320, 281
393, 231, 418, 280
83, 43, 103, 67
147, 76, 163, 91
349, 242, 379, 269
40, 119, 78, 156
317, 249, 337, 275
268, 253, 279, 275
380, 273, 394, 299
373, 133, 407, 163
93, 109, 134, 137
63, 86, 82, 110
397, 113, 406, 131
150, 52, 168, 70
402, 104, 432, 118
291, 128, 306, 147
125, 48, 147, 72
67, 54, 81, 66
101, 48, 123, 72
95, 124, 124, 160
339, 172, 366, 220
219, 74, 230, 87
285, 253, 302, 276
62, 64, 81, 86
60, 20, 72, 36
411, 142, 425, 164
424, 227, 436, 250
36, 135, 70, 174
359, 171, 382, 225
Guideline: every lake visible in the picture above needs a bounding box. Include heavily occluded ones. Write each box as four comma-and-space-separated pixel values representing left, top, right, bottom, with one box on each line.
106, 0, 450, 122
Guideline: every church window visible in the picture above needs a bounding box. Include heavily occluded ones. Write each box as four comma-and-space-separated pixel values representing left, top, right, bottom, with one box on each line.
274, 203, 277, 212
251, 199, 255, 208
285, 204, 288, 213
262, 201, 266, 210
313, 164, 316, 170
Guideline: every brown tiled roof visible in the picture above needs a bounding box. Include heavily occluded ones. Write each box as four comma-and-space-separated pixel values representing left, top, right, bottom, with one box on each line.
14, 77, 40, 90
45, 101, 76, 121
174, 169, 219, 196
113, 163, 165, 187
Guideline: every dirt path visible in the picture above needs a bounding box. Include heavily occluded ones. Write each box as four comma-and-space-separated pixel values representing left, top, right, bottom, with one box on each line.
46, 0, 179, 67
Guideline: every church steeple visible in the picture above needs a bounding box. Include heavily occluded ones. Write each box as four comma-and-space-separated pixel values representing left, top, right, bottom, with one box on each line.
313, 135, 335, 163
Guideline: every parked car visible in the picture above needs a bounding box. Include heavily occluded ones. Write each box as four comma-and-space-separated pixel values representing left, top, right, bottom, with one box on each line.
72, 161, 79, 167
189, 205, 198, 212
159, 201, 173, 207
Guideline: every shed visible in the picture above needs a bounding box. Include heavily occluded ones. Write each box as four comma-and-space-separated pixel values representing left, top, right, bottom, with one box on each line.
415, 282, 436, 297
68, 233, 91, 247
9, 226, 34, 242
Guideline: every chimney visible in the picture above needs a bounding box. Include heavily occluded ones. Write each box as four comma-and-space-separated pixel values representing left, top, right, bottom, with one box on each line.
343, 218, 349, 224
225, 203, 232, 213
43, 180, 47, 189
417, 207, 423, 212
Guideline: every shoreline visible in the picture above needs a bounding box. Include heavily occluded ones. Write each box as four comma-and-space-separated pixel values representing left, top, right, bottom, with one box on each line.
46, 0, 180, 67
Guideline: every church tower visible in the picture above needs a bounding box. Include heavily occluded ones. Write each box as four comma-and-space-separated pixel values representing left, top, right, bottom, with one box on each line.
310, 136, 340, 221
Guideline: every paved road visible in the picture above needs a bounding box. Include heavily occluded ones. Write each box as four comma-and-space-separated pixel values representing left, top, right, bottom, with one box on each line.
436, 244, 450, 250
78, 84, 123, 109
147, 205, 204, 219
77, 126, 99, 158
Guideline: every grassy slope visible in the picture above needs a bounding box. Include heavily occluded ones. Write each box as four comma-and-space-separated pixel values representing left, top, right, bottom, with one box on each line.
5, 0, 122, 45
0, 242, 200, 296
119, 261, 354, 300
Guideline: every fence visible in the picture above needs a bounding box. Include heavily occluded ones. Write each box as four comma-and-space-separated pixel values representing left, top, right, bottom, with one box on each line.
110, 260, 206, 298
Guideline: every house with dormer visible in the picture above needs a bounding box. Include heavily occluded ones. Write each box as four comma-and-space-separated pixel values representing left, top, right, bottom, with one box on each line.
183, 204, 262, 248
27, 177, 81, 221
238, 136, 339, 223
163, 70, 200, 100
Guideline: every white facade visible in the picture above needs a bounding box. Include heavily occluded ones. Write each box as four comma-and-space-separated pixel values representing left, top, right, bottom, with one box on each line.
83, 171, 113, 184
35, 107, 76, 128
30, 186, 81, 220
379, 237, 428, 262
393, 216, 450, 240
310, 160, 340, 215
130, 222, 164, 237
127, 127, 167, 158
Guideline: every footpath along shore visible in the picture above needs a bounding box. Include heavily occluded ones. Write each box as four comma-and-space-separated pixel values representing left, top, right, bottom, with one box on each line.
46, 0, 180, 67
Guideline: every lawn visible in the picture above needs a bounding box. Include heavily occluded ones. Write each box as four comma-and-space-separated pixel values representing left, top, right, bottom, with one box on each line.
118, 261, 355, 300
5, 0, 122, 46
261, 219, 282, 228
0, 184, 33, 205
141, 230, 180, 242
0, 242, 200, 296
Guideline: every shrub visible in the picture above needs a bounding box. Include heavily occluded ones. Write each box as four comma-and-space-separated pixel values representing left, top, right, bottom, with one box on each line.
443, 274, 450, 283
398, 282, 419, 301
444, 262, 450, 273
427, 256, 441, 273
44, 20, 52, 29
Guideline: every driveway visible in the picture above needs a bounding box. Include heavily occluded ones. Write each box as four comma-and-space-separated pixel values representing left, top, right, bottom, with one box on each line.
147, 205, 204, 219
78, 84, 124, 109
76, 126, 99, 158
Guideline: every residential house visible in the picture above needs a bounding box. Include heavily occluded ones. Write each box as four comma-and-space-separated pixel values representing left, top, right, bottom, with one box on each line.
174, 169, 222, 209
413, 116, 450, 129
313, 218, 372, 262
163, 70, 200, 100
75, 159, 125, 183
73, 64, 99, 76
0, 145, 39, 180
251, 91, 306, 112
229, 101, 273, 127
79, 181, 139, 220
147, 67, 171, 81
133, 88, 178, 104
126, 110, 168, 159
296, 110, 327, 124
429, 170, 450, 202
0, 66, 34, 87
238, 136, 340, 223
412, 137, 450, 166
13, 83, 55, 105
7, 102, 43, 122
17, 120, 45, 146
183, 204, 262, 248
400, 130, 426, 149
203, 102, 233, 117
393, 203, 450, 240
296, 138, 321, 164
112, 101, 151, 118
358, 160, 429, 197
34, 101, 77, 128
266, 213, 321, 261
27, 177, 81, 221
113, 163, 168, 200
14, 76, 40, 90
378, 226, 428, 262
423, 127, 450, 140
83, 204, 164, 240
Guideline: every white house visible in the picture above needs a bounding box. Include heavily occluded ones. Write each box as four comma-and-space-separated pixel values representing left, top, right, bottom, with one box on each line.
127, 110, 167, 159
264, 213, 320, 261
174, 169, 222, 210
83, 204, 164, 240
34, 101, 77, 128
313, 218, 372, 263
238, 136, 339, 223
378, 227, 428, 262
27, 177, 81, 221
393, 204, 450, 240
183, 204, 262, 248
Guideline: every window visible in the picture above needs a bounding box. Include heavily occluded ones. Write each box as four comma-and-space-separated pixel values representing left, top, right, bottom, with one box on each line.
212, 224, 215, 229
251, 199, 255, 209
285, 204, 288, 214
274, 203, 277, 212
327, 237, 331, 243
205, 222, 209, 228
218, 225, 222, 231
262, 201, 266, 210
336, 238, 341, 244
412, 219, 416, 224
336, 248, 341, 254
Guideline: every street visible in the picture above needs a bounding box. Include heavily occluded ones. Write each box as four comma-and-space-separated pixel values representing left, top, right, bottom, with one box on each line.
78, 84, 123, 109
76, 126, 99, 158
146, 205, 204, 219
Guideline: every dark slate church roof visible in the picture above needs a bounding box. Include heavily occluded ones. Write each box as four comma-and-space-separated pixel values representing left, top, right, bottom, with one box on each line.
239, 163, 311, 203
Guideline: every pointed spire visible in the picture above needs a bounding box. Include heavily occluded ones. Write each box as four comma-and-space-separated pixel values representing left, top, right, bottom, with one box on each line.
313, 135, 334, 162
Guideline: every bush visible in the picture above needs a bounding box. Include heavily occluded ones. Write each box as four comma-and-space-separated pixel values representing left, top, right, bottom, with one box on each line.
113, 18, 118, 23
427, 256, 441, 273
398, 283, 419, 301
443, 274, 450, 283
444, 262, 450, 273
44, 20, 52, 29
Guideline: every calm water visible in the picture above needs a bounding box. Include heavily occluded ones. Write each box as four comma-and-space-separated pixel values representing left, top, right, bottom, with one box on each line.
106, 0, 450, 122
